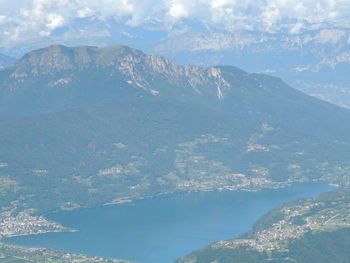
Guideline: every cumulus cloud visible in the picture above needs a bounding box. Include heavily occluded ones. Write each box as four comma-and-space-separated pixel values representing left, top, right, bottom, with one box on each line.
1, 0, 350, 46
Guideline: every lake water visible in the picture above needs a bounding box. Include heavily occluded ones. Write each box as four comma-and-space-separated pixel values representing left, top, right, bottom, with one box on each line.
6, 183, 333, 263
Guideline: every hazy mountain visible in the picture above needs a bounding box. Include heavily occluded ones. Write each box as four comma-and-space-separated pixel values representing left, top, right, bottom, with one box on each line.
155, 28, 350, 108
1, 45, 350, 213
3, 25, 350, 108
0, 53, 15, 69
176, 189, 350, 263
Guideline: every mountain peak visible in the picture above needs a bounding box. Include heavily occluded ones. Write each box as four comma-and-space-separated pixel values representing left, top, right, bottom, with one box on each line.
0, 44, 253, 117
10, 45, 150, 76
15, 45, 95, 74
3, 43, 314, 119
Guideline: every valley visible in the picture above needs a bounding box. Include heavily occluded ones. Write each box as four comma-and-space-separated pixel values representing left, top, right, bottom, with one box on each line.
0, 45, 349, 263
3, 184, 332, 263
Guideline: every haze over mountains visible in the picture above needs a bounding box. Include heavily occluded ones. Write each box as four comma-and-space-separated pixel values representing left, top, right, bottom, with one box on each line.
2, 1, 350, 111
1, 1, 350, 262
3, 27, 350, 109
0, 53, 15, 69
1, 44, 350, 214
155, 28, 350, 108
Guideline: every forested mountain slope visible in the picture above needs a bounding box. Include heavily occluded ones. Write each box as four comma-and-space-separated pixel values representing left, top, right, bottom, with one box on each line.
0, 45, 350, 214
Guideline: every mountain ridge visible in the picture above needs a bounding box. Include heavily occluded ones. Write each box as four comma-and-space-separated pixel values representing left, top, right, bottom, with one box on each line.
0, 44, 277, 117
154, 27, 350, 108
1, 44, 348, 119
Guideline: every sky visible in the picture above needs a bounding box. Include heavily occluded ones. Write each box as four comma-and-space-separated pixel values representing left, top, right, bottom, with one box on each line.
0, 0, 350, 53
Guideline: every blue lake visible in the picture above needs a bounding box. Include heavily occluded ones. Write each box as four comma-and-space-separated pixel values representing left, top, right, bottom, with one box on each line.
6, 183, 333, 263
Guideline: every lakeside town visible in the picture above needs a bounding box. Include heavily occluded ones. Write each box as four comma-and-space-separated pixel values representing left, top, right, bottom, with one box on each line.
0, 242, 132, 263
212, 191, 350, 252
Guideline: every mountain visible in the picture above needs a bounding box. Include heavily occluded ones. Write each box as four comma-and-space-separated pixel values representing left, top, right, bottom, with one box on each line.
176, 189, 350, 263
3, 26, 350, 108
1, 45, 350, 214
0, 53, 15, 69
155, 28, 350, 108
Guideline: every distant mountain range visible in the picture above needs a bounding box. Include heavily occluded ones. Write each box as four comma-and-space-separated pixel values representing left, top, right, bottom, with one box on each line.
1, 44, 350, 214
0, 53, 15, 69
154, 28, 350, 108
3, 26, 350, 108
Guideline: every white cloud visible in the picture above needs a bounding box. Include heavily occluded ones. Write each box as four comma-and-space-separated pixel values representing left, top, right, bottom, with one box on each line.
46, 14, 65, 30
76, 7, 92, 18
169, 2, 188, 19
1, 0, 350, 47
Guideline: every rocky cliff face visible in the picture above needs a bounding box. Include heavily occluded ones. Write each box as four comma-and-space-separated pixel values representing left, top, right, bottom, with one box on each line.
9, 44, 233, 91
